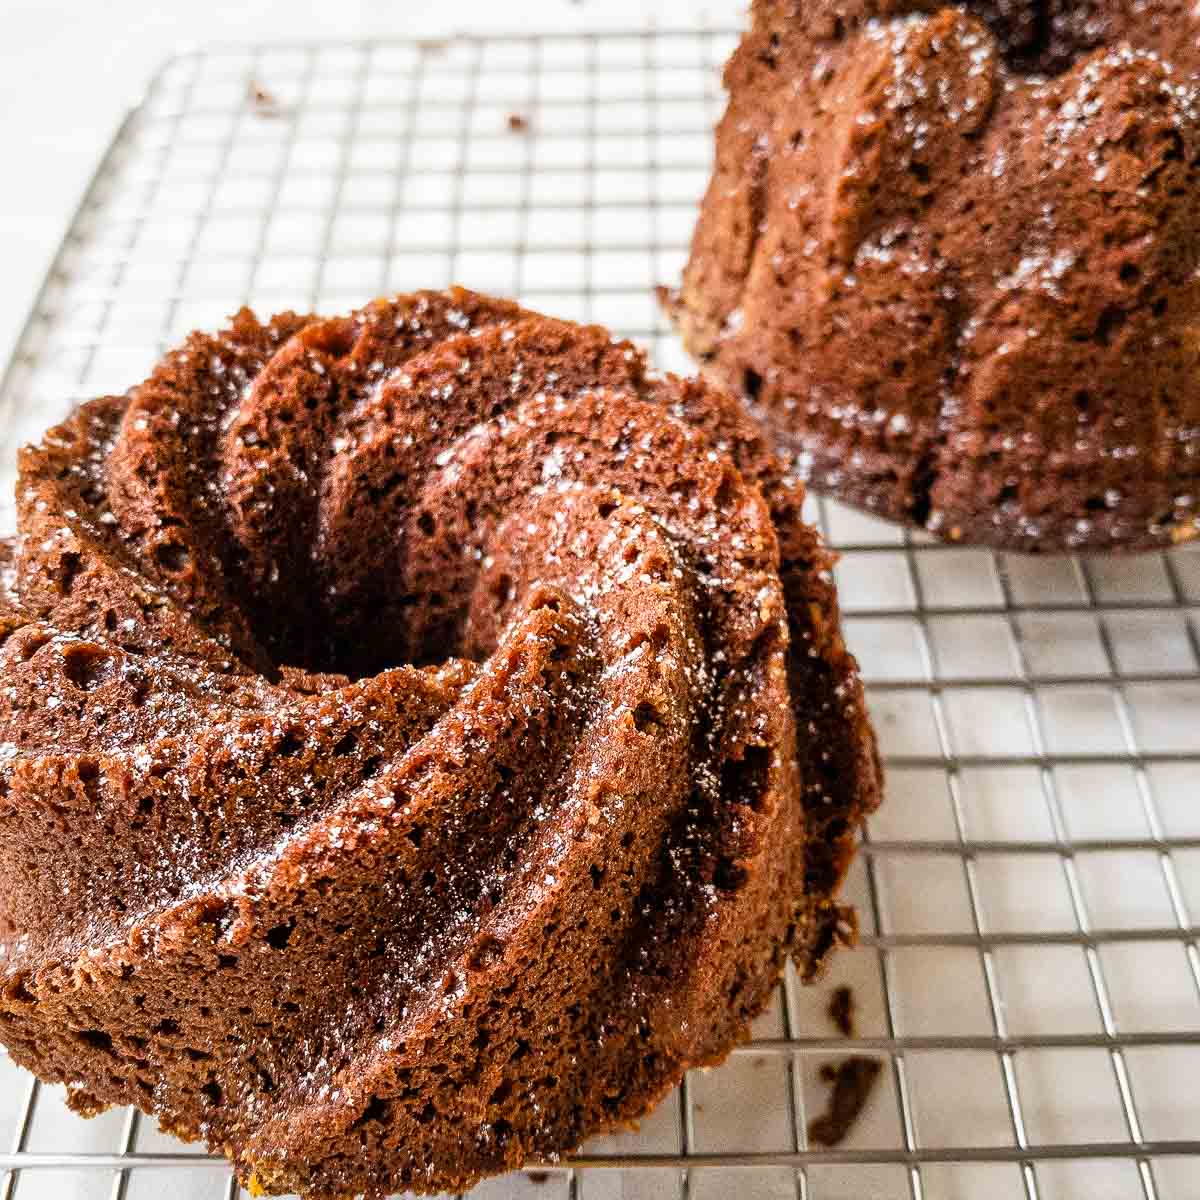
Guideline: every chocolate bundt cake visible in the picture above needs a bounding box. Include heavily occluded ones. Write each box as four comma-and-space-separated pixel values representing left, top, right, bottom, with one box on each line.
666, 1, 1200, 551
0, 289, 879, 1198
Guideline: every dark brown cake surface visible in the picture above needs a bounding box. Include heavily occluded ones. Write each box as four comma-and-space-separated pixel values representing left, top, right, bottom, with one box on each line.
0, 290, 879, 1198
666, 1, 1200, 551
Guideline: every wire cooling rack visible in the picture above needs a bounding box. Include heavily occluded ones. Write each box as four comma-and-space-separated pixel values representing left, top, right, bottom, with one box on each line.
2, 26, 1200, 1200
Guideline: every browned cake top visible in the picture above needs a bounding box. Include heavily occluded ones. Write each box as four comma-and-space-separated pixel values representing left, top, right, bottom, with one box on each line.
668, 1, 1200, 551
0, 290, 879, 1198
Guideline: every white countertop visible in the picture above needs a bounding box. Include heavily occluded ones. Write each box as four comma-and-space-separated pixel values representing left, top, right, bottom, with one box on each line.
0, 0, 743, 375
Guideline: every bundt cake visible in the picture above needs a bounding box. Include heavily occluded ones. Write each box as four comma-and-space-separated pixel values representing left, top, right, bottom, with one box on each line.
0, 289, 880, 1198
665, 1, 1200, 551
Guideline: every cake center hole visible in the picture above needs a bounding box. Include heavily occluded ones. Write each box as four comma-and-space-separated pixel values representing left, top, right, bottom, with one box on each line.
962, 0, 1105, 77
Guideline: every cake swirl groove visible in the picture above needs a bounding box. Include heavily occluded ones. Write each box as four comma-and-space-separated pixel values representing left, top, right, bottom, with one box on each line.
0, 289, 879, 1198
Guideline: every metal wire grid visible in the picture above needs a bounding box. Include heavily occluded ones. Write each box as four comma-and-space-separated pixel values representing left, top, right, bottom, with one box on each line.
1, 27, 1200, 1200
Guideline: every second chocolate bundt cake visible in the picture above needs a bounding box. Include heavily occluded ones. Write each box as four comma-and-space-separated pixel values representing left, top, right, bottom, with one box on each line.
0, 289, 879, 1198
666, 1, 1200, 551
